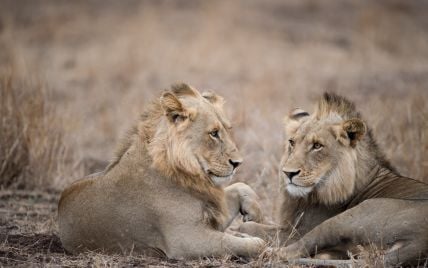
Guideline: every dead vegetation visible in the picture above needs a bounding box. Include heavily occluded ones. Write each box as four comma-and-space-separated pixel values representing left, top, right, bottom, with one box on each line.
0, 0, 428, 266
0, 74, 68, 189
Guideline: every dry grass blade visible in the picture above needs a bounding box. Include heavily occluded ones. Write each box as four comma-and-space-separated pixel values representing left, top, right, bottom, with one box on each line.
0, 74, 67, 189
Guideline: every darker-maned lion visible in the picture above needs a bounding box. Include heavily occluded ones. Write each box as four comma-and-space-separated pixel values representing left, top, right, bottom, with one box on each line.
239, 93, 428, 266
58, 84, 265, 259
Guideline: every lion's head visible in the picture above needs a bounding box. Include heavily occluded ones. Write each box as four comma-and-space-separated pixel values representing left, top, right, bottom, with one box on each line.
147, 83, 242, 186
280, 93, 370, 205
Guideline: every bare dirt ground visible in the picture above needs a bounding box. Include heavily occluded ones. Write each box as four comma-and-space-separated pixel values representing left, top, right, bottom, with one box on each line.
1, 0, 428, 266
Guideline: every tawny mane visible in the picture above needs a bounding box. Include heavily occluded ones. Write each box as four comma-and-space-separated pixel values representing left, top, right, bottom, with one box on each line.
315, 92, 393, 170
107, 83, 197, 172
315, 92, 361, 120
105, 101, 162, 173
311, 93, 428, 205
106, 84, 226, 229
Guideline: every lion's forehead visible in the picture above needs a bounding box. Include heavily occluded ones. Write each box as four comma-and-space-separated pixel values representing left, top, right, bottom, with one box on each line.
295, 118, 336, 142
196, 101, 231, 129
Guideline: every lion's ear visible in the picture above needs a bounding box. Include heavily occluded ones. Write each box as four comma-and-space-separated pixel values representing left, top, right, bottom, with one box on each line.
289, 108, 310, 121
202, 91, 225, 108
283, 108, 309, 138
160, 92, 187, 124
171, 83, 199, 97
284, 108, 309, 125
333, 118, 366, 147
343, 118, 366, 147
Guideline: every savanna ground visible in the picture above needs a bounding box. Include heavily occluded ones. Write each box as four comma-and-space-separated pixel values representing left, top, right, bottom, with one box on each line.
1, 0, 428, 266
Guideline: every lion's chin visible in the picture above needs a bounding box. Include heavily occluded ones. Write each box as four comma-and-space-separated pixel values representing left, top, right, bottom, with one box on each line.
286, 184, 314, 197
210, 174, 234, 186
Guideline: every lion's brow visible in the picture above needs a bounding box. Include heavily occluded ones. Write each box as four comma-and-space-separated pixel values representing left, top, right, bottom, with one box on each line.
223, 122, 232, 130
214, 111, 231, 130
219, 118, 231, 130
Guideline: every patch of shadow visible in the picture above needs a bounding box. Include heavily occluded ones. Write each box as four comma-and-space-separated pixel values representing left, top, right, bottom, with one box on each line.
0, 233, 66, 254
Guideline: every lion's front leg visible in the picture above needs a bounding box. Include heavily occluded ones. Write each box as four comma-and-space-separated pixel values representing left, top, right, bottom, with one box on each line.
275, 199, 428, 266
223, 182, 264, 229
238, 222, 289, 243
165, 226, 266, 259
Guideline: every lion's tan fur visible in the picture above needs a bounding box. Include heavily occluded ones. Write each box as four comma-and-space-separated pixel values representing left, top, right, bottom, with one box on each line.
58, 83, 265, 258
99, 85, 226, 228
280, 93, 416, 206
239, 92, 428, 265
311, 93, 428, 204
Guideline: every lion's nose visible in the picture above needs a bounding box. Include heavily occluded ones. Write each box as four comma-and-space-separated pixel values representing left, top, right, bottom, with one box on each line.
229, 159, 242, 170
284, 170, 301, 182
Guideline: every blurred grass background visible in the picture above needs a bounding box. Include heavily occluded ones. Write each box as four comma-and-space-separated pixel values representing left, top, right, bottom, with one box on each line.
0, 1, 427, 265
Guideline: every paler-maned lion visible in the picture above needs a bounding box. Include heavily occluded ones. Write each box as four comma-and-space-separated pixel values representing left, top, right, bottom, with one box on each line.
239, 93, 428, 265
58, 84, 266, 259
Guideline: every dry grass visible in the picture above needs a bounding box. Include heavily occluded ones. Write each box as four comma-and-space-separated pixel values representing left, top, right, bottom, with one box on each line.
0, 0, 428, 266
0, 74, 69, 189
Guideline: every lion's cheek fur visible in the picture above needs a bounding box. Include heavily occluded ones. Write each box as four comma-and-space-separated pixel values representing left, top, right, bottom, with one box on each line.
149, 123, 202, 178
316, 149, 357, 205
167, 138, 201, 177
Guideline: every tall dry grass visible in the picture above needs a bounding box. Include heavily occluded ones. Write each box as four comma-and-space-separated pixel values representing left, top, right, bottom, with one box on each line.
0, 74, 67, 189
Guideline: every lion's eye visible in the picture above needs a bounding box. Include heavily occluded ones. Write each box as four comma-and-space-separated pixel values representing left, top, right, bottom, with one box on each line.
209, 130, 219, 139
289, 139, 295, 147
313, 142, 323, 150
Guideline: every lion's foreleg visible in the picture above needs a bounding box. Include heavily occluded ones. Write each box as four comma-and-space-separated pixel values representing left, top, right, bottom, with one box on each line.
277, 199, 428, 265
223, 184, 241, 228
165, 227, 266, 259
223, 182, 264, 228
276, 200, 378, 260
238, 222, 288, 244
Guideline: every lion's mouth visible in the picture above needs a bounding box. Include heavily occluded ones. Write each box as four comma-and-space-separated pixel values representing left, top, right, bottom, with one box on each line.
208, 170, 234, 186
286, 183, 314, 197
208, 170, 234, 178
289, 182, 311, 188
284, 176, 315, 188
196, 157, 235, 185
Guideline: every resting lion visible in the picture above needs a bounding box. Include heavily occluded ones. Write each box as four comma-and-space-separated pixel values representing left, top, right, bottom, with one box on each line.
239, 93, 428, 265
58, 84, 266, 259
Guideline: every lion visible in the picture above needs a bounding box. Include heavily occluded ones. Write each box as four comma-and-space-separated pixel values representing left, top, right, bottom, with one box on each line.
58, 83, 266, 259
238, 93, 428, 265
